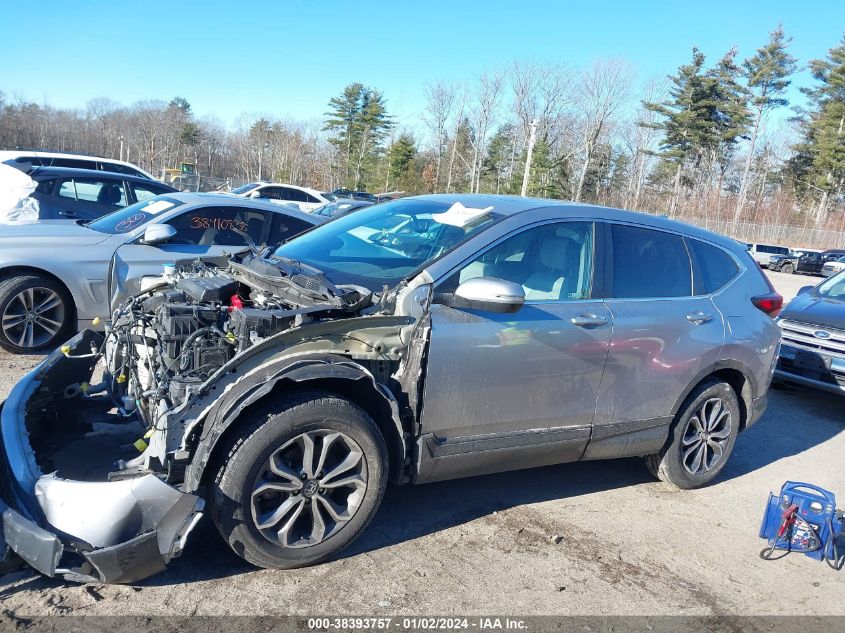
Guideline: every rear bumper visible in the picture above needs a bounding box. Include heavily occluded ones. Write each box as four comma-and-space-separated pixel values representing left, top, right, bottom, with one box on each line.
0, 330, 203, 584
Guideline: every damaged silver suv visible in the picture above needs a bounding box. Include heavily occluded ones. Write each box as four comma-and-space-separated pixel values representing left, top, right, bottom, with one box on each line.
0, 195, 782, 583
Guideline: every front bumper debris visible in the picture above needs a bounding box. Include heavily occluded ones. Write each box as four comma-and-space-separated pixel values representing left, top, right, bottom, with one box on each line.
0, 330, 203, 583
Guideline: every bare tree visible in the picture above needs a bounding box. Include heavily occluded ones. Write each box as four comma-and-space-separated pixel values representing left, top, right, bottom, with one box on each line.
423, 81, 456, 192
573, 60, 632, 202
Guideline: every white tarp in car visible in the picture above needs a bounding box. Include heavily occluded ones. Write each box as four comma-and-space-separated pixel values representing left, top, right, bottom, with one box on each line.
0, 163, 39, 222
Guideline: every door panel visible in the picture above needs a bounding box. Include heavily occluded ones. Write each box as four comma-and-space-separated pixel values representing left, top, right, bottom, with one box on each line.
594, 296, 725, 427
590, 222, 727, 445
423, 300, 612, 438
418, 220, 610, 476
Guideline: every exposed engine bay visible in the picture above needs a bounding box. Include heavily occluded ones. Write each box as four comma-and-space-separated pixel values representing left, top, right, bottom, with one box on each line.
106, 254, 376, 429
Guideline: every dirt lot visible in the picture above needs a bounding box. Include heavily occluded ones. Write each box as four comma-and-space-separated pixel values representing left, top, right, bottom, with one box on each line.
1, 270, 843, 617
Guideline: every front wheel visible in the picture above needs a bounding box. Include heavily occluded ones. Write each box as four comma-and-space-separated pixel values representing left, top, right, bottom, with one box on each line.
645, 379, 739, 489
782, 262, 795, 274
0, 275, 73, 353
210, 390, 388, 569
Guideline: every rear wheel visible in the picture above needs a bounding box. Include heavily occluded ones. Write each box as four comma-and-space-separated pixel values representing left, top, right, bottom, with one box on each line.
782, 262, 795, 274
0, 275, 73, 353
645, 379, 739, 489
210, 390, 388, 569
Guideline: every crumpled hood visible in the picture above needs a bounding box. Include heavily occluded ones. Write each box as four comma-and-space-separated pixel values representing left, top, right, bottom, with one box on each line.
780, 292, 845, 331
0, 220, 112, 245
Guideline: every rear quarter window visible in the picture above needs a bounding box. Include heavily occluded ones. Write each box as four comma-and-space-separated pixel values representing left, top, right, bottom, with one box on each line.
687, 239, 739, 295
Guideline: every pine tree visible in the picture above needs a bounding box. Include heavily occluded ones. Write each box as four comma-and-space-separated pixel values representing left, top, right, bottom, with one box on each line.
387, 133, 417, 190
643, 48, 719, 215
734, 26, 797, 222
324, 84, 393, 189
801, 35, 845, 224
707, 48, 751, 174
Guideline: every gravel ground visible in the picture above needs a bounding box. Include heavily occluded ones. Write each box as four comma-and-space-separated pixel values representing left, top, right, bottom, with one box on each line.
0, 270, 842, 617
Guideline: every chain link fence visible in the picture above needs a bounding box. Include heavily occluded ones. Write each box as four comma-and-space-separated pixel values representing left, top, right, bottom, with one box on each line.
165, 174, 252, 193
663, 216, 845, 249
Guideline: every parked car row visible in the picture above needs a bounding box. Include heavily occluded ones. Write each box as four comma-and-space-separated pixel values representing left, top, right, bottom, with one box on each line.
0, 193, 321, 352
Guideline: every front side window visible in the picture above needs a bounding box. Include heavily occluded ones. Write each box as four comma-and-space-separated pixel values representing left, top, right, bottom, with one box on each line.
166, 206, 268, 246
688, 239, 739, 295
231, 182, 260, 195
439, 222, 594, 301
609, 224, 691, 299
275, 198, 501, 290
59, 178, 127, 207
256, 187, 283, 200
267, 214, 314, 245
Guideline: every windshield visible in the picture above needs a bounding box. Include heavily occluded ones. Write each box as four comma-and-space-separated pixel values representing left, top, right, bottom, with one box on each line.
274, 198, 501, 290
816, 271, 845, 299
231, 182, 261, 195
87, 196, 185, 233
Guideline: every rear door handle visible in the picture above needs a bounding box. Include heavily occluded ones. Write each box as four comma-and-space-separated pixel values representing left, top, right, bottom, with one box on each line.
571, 313, 608, 328
58, 210, 77, 218
686, 312, 713, 325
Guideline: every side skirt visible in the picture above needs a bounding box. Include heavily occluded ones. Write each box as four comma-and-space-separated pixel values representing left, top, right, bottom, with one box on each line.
581, 417, 671, 461
413, 425, 590, 484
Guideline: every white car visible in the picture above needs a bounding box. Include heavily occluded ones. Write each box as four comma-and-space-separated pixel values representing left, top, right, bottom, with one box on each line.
746, 242, 791, 268
822, 256, 845, 277
228, 182, 330, 213
0, 150, 155, 180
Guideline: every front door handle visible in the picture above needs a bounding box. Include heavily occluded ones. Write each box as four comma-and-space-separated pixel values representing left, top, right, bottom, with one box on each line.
58, 209, 77, 218
686, 312, 714, 325
571, 313, 608, 328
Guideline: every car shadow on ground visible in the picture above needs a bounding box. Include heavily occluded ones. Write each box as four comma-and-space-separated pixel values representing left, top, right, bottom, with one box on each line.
3, 385, 842, 590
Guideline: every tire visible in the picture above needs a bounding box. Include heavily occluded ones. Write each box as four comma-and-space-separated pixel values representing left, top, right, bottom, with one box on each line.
644, 379, 740, 489
0, 274, 74, 353
782, 262, 795, 274
210, 389, 388, 569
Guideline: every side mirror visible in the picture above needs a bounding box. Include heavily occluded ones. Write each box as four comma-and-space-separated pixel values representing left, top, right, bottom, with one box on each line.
141, 223, 177, 245
797, 285, 815, 296
452, 277, 525, 314
248, 190, 262, 199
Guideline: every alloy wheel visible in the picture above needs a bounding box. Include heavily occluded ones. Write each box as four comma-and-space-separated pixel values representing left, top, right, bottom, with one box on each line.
681, 397, 732, 475
250, 430, 368, 549
1, 287, 65, 349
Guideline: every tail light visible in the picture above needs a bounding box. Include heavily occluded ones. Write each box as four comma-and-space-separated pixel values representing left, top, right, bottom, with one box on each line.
752, 292, 783, 318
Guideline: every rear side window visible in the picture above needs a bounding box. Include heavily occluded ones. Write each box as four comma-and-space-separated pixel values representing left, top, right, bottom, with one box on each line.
687, 239, 739, 295
51, 158, 97, 170
132, 182, 172, 202
100, 162, 143, 177
282, 187, 309, 203
609, 224, 691, 298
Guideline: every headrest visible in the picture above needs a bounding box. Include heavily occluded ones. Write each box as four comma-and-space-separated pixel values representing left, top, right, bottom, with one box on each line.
539, 236, 574, 270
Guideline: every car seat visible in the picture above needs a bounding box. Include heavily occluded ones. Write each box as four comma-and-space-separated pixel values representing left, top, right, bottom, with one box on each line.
97, 184, 121, 205
522, 236, 576, 301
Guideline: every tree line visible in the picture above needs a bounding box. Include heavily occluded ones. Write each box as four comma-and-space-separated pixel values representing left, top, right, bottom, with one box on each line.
1, 28, 844, 233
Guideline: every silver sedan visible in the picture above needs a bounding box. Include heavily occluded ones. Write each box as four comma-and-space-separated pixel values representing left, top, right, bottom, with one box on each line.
0, 192, 321, 353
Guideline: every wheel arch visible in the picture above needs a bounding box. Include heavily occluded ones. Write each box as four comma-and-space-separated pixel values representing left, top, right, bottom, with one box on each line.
185, 354, 407, 491
670, 362, 755, 431
0, 265, 78, 328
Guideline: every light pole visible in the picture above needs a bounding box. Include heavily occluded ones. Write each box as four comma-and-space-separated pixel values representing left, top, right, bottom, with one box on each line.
520, 119, 538, 197
118, 136, 124, 162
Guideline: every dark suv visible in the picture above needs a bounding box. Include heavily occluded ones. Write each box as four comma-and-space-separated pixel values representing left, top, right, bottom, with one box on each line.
797, 249, 845, 275
29, 167, 176, 221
